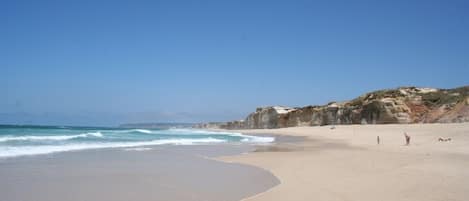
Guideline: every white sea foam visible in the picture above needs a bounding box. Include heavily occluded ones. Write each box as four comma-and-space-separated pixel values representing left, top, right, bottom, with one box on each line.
133, 129, 152, 134
111, 129, 153, 134
0, 132, 103, 142
239, 135, 275, 143
0, 137, 226, 158
167, 129, 275, 143
123, 147, 153, 151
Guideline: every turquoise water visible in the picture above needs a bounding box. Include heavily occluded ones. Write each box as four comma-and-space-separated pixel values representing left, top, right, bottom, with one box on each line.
0, 125, 274, 158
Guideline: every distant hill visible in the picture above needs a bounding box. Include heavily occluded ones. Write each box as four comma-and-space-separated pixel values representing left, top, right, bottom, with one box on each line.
195, 86, 469, 129
119, 122, 194, 129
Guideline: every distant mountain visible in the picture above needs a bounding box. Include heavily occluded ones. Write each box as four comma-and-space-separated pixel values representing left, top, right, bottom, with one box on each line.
119, 122, 194, 129
195, 86, 469, 129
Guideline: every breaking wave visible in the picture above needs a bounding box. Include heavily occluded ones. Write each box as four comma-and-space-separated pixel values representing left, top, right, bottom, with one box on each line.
0, 138, 225, 158
0, 126, 274, 158
0, 132, 103, 142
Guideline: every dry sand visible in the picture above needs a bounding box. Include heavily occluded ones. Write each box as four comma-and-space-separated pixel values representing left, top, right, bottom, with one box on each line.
219, 123, 469, 201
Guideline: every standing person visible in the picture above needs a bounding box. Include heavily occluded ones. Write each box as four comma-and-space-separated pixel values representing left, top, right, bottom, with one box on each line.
404, 132, 411, 145
377, 136, 380, 145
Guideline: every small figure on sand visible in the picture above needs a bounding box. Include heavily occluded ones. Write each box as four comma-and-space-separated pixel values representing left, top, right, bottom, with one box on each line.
438, 137, 451, 142
377, 135, 380, 145
404, 132, 411, 146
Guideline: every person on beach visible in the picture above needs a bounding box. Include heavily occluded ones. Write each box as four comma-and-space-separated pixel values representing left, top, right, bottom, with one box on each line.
404, 132, 411, 145
377, 136, 380, 145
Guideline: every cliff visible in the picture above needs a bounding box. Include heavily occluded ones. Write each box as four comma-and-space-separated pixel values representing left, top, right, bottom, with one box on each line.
195, 86, 469, 129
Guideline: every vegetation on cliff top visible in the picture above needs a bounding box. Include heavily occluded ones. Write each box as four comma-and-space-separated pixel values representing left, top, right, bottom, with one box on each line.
420, 86, 469, 106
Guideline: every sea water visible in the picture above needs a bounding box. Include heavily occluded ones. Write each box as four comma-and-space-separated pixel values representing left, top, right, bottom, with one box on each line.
0, 125, 274, 158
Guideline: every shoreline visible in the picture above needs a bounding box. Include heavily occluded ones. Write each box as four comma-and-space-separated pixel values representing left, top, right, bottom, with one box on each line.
220, 122, 469, 201
0, 144, 279, 201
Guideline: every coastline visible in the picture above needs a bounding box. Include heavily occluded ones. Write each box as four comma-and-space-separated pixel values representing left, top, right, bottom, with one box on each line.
2, 123, 468, 201
219, 123, 469, 201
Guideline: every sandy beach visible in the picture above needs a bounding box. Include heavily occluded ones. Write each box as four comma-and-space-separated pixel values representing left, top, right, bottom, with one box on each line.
219, 123, 469, 201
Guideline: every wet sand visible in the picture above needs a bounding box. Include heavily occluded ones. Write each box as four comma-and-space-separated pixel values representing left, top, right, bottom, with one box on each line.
0, 145, 279, 201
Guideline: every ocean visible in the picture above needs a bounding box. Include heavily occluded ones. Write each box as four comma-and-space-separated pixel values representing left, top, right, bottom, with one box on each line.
0, 125, 274, 158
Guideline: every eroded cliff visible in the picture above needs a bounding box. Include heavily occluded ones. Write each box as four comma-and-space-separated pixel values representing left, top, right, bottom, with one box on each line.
195, 86, 469, 129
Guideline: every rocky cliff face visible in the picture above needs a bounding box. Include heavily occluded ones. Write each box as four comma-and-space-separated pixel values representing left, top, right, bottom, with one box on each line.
195, 86, 469, 129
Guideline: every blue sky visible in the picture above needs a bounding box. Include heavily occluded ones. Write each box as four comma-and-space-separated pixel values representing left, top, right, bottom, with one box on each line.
1, 0, 468, 126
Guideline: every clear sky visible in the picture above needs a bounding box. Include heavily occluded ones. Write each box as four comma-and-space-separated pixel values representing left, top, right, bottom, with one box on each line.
1, 0, 468, 126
